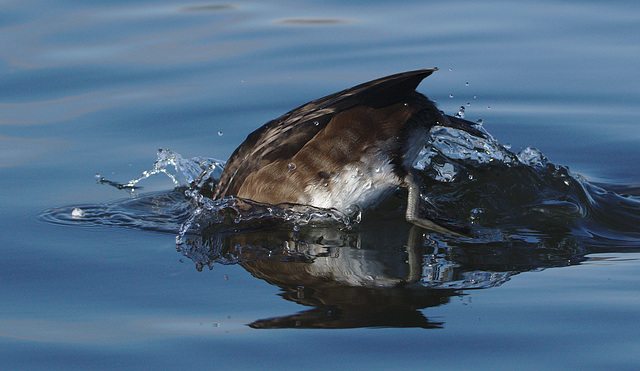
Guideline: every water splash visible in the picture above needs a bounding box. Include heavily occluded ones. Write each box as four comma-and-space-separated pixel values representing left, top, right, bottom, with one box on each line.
410, 123, 640, 247
125, 148, 224, 189
94, 149, 225, 193
41, 120, 640, 291
175, 191, 356, 244
517, 147, 548, 167
43, 149, 225, 233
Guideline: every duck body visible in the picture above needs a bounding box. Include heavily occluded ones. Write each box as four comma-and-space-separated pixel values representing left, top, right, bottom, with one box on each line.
212, 69, 481, 234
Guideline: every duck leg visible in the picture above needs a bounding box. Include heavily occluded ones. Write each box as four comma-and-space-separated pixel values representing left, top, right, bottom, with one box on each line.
404, 226, 426, 283
404, 173, 467, 237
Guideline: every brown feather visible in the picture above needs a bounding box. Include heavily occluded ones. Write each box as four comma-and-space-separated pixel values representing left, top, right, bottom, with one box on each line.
212, 69, 438, 201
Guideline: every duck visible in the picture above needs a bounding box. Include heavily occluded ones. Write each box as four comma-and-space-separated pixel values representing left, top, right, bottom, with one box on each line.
211, 68, 483, 235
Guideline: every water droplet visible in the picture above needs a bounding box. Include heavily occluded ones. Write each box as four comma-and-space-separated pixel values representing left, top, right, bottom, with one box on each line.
449, 94, 454, 98
217, 131, 223, 136
487, 106, 491, 109
71, 208, 85, 219
466, 102, 471, 106
476, 118, 483, 125
313, 121, 319, 126
470, 208, 484, 222
448, 68, 453, 71
465, 82, 469, 86
503, 143, 512, 150
454, 106, 465, 118
288, 162, 297, 170
473, 95, 477, 99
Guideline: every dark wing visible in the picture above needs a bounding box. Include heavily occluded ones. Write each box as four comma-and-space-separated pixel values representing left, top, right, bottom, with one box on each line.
213, 68, 438, 199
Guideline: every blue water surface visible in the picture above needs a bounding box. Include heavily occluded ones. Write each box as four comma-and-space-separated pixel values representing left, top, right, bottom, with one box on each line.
1, 0, 640, 369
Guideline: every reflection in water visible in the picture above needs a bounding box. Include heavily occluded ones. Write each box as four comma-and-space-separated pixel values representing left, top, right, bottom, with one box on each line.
180, 226, 485, 329
190, 221, 457, 329
42, 125, 640, 329
177, 206, 591, 328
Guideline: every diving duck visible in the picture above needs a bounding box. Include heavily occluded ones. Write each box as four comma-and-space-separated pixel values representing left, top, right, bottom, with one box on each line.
212, 69, 482, 235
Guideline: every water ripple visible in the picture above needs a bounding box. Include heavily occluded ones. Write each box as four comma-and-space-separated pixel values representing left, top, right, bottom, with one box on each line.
41, 125, 640, 290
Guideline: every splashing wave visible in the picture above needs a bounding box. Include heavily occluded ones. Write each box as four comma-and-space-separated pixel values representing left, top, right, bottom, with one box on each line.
41, 126, 640, 288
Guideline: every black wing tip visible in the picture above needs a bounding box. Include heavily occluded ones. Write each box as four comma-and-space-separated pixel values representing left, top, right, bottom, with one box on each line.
395, 67, 439, 75
346, 68, 438, 107
368, 68, 438, 86
297, 68, 440, 107
386, 67, 438, 79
